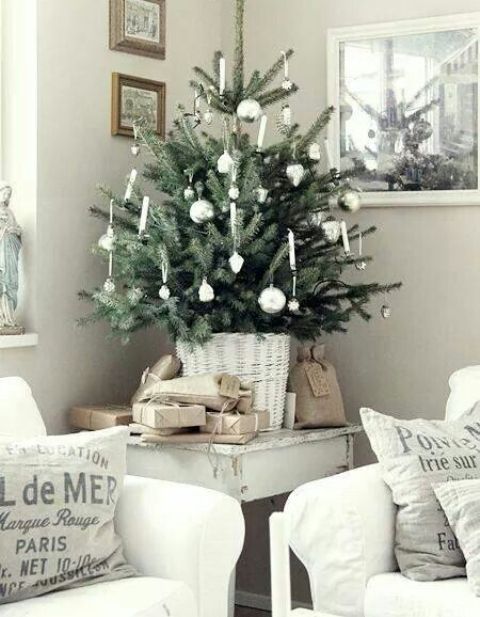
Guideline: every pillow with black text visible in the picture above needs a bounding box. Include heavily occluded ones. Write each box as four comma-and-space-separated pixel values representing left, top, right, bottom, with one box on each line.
361, 404, 480, 581
0, 427, 136, 604
434, 479, 480, 596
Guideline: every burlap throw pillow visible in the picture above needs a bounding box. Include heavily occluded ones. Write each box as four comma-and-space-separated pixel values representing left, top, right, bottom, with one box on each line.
361, 404, 480, 581
0, 427, 136, 604
434, 480, 480, 596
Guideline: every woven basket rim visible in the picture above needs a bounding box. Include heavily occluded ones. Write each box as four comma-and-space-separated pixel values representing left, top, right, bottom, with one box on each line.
177, 332, 291, 346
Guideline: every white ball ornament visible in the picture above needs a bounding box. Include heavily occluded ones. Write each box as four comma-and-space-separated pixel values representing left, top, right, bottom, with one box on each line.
131, 143, 141, 157
190, 199, 214, 224
199, 278, 215, 303
282, 78, 294, 92
338, 190, 361, 213
237, 99, 262, 123
258, 284, 287, 315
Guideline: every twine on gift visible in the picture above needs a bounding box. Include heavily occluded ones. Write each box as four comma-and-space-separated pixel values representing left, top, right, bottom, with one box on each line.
208, 400, 232, 478
137, 394, 191, 426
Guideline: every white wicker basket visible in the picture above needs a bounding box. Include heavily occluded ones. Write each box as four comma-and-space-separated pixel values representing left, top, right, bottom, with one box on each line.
176, 333, 291, 431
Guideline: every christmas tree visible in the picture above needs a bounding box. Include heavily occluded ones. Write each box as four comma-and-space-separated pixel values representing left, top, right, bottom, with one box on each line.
80, 0, 400, 346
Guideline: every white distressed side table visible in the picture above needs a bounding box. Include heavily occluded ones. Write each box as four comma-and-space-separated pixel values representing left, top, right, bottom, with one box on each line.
127, 425, 361, 614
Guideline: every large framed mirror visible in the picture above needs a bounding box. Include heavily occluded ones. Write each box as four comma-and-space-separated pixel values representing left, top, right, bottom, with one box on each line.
327, 14, 480, 205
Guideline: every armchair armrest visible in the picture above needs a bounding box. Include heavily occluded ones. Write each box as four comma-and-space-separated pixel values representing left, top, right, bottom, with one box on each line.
284, 464, 397, 617
115, 475, 245, 617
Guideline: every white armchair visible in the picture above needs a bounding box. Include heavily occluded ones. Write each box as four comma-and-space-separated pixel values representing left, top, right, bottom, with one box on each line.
270, 367, 480, 617
0, 377, 245, 617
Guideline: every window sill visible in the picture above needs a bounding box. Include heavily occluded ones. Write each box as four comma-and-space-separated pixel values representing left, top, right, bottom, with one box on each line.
0, 333, 38, 349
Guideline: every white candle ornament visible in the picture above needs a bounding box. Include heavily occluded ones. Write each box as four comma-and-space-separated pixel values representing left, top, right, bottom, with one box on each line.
257, 114, 268, 151
340, 221, 351, 255
219, 56, 226, 95
288, 229, 296, 271
281, 51, 293, 91
139, 196, 150, 235
159, 261, 171, 299
124, 169, 138, 202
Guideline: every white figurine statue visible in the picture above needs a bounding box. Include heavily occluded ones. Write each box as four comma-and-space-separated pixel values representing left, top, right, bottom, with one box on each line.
0, 182, 24, 334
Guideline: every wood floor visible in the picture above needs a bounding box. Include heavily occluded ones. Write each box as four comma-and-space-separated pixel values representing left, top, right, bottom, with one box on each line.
235, 607, 270, 617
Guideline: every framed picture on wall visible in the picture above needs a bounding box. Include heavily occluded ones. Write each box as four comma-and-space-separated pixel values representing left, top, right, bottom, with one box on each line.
110, 0, 166, 60
112, 73, 166, 138
327, 13, 480, 206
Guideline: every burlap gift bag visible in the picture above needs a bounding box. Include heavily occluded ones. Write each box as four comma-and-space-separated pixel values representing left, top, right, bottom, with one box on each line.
288, 345, 347, 429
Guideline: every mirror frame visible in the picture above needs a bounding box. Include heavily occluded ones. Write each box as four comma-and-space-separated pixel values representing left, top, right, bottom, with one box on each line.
327, 13, 480, 207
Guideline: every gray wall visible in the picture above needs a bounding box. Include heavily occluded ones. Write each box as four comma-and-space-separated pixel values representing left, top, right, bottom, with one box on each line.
0, 0, 221, 433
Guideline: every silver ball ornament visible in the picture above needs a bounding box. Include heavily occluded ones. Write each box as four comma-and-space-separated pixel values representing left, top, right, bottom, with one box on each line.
237, 99, 262, 123
258, 284, 287, 314
338, 190, 361, 213
190, 199, 214, 224
282, 78, 294, 92
131, 143, 141, 157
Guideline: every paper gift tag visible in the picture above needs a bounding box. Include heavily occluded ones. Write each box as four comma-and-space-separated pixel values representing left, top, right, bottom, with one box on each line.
305, 363, 330, 398
219, 374, 241, 399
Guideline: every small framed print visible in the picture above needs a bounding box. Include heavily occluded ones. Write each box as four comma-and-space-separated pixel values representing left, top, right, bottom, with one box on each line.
112, 73, 166, 138
110, 0, 166, 60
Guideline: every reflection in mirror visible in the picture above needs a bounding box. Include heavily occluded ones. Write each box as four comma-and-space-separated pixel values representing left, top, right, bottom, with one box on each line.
340, 29, 479, 192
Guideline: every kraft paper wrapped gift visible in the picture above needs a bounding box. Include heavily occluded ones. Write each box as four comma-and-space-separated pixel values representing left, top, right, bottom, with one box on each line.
142, 432, 256, 445
136, 373, 254, 413
131, 354, 182, 404
69, 405, 132, 430
130, 423, 192, 437
132, 401, 206, 429
200, 410, 270, 435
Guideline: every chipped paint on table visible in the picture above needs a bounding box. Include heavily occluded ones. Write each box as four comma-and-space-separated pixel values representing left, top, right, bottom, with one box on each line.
127, 426, 361, 503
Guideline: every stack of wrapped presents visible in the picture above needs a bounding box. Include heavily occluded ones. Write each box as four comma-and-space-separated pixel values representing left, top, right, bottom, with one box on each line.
131, 356, 269, 444
71, 355, 270, 444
